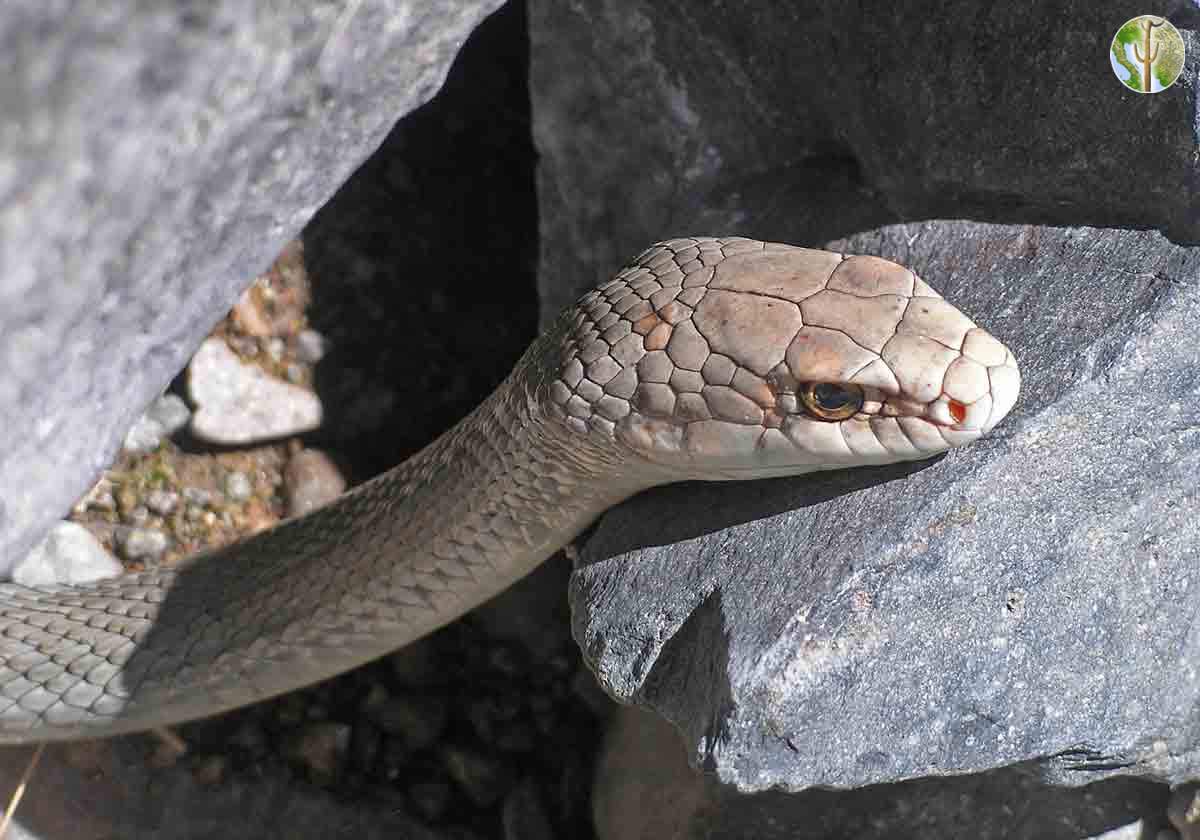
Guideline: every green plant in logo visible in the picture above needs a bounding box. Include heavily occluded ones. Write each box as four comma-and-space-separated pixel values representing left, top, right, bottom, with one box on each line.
1110, 15, 1185, 93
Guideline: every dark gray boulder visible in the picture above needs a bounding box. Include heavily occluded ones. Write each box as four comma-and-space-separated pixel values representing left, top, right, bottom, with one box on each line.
593, 707, 1170, 840
531, 0, 1199, 321
574, 220, 1200, 791
0, 0, 504, 575
529, 0, 1200, 835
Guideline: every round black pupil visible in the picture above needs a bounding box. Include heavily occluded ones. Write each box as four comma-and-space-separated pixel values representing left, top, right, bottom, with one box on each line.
813, 383, 851, 409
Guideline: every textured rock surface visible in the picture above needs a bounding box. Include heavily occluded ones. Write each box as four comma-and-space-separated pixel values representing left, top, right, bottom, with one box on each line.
0, 0, 504, 575
573, 220, 1200, 792
593, 707, 1171, 840
530, 0, 1199, 322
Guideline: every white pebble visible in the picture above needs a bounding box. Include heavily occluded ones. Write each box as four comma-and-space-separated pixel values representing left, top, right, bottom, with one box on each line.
188, 338, 322, 444
13, 522, 123, 585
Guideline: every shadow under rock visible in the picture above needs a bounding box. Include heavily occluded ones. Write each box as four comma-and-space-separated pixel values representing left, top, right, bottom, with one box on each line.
582, 457, 940, 560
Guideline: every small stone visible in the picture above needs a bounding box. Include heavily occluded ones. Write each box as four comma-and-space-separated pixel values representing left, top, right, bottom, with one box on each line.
188, 337, 322, 444
407, 780, 452, 822
274, 692, 307, 728
117, 527, 169, 561
146, 735, 188, 769
127, 505, 150, 526
349, 721, 382, 774
467, 692, 522, 745
295, 329, 328, 364
264, 336, 286, 363
224, 471, 253, 502
191, 754, 229, 786
115, 485, 140, 515
279, 721, 351, 786
502, 778, 555, 840
362, 689, 448, 751
12, 522, 123, 585
122, 394, 191, 454
486, 644, 526, 678
182, 487, 214, 507
74, 477, 115, 514
228, 721, 270, 760
285, 363, 305, 383
227, 334, 259, 357
387, 638, 446, 688
440, 745, 511, 808
145, 489, 179, 516
231, 286, 274, 337
284, 449, 346, 517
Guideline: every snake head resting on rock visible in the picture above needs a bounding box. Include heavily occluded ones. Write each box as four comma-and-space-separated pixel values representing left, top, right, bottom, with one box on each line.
0, 236, 1019, 742
540, 237, 1019, 484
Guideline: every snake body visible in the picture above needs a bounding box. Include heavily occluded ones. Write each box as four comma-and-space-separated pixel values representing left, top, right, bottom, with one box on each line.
0, 238, 1020, 742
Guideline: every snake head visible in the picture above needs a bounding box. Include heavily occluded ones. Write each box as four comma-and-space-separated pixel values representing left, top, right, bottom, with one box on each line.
546, 238, 1020, 481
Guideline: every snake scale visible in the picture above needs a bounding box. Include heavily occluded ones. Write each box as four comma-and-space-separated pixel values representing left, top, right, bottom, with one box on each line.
0, 237, 1020, 742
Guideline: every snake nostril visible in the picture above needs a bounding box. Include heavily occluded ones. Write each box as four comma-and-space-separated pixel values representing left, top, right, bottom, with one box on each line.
948, 400, 967, 424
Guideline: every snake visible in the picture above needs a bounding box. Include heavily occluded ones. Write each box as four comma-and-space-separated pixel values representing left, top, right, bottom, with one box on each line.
0, 237, 1020, 743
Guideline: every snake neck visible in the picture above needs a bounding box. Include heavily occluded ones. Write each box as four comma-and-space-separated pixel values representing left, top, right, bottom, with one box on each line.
362, 348, 654, 589
0, 336, 659, 742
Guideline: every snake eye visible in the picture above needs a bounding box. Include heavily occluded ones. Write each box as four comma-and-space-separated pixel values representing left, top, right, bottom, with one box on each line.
800, 382, 864, 421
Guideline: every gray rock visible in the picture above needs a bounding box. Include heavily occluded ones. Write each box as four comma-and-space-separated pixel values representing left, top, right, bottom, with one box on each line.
11, 521, 122, 586
572, 221, 1200, 795
0, 0, 506, 575
281, 721, 352, 786
295, 328, 329, 364
441, 744, 512, 807
73, 477, 116, 514
144, 489, 179, 516
530, 0, 1200, 832
116, 527, 170, 562
188, 338, 323, 444
122, 394, 192, 455
529, 0, 1199, 322
265, 337, 287, 364
284, 448, 347, 517
222, 470, 254, 503
182, 487, 214, 508
361, 686, 449, 750
593, 706, 1172, 840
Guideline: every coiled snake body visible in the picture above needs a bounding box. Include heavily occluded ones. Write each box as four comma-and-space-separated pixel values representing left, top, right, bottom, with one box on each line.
0, 238, 1020, 742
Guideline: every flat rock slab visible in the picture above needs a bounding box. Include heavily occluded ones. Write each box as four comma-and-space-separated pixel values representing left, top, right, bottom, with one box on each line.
0, 0, 504, 576
572, 221, 1200, 791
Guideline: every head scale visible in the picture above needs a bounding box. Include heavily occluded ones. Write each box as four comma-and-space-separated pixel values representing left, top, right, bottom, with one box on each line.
543, 237, 1020, 481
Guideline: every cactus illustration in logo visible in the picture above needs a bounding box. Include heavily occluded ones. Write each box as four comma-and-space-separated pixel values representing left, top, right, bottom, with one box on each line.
1110, 15, 1185, 93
